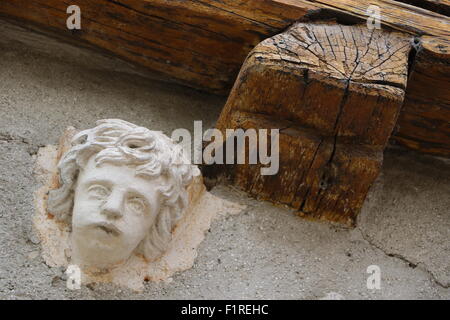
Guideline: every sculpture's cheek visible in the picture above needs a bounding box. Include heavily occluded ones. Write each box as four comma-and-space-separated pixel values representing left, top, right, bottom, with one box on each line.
72, 197, 104, 230
116, 209, 154, 251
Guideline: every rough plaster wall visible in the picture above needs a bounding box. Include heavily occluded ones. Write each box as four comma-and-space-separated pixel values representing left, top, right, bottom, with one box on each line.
0, 20, 448, 299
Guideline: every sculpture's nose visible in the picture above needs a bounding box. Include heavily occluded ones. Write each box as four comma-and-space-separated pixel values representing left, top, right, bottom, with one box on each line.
101, 191, 123, 219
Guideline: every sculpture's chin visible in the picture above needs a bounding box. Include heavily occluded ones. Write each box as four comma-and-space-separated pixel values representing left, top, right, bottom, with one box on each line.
71, 229, 133, 270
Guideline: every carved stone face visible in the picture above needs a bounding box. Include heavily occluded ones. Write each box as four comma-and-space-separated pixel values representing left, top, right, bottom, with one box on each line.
71, 156, 163, 268
47, 119, 198, 271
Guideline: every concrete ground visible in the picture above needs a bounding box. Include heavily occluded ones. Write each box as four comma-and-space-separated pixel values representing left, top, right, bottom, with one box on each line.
0, 20, 448, 300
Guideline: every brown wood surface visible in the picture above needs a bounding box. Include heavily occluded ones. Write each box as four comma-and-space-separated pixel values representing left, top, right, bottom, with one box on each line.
209, 23, 411, 225
0, 0, 449, 157
392, 36, 450, 156
393, 0, 450, 16
1, 0, 448, 90
0, 0, 315, 92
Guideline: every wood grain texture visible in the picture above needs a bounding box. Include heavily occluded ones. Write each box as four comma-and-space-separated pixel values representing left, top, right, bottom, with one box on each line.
277, 1, 450, 157
393, 0, 450, 16
392, 36, 450, 156
0, 0, 447, 90
210, 23, 411, 225
0, 0, 449, 157
0, 0, 314, 92
294, 0, 450, 38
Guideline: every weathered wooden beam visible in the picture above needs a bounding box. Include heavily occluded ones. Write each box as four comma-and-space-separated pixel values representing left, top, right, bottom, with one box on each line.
392, 36, 450, 157
207, 23, 412, 225
0, 0, 449, 157
292, 0, 449, 38
0, 0, 447, 91
393, 0, 450, 16
0, 0, 314, 92
298, 1, 450, 157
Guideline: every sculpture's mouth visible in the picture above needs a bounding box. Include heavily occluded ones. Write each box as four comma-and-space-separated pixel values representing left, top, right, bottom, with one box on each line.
92, 222, 122, 237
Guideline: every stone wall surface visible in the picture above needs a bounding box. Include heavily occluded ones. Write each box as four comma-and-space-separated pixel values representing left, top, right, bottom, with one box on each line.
0, 20, 448, 299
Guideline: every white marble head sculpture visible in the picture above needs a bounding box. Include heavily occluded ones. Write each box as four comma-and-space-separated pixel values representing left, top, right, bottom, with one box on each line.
48, 119, 198, 269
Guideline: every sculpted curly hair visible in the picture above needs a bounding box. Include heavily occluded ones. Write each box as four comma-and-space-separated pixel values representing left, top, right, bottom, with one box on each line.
48, 119, 199, 261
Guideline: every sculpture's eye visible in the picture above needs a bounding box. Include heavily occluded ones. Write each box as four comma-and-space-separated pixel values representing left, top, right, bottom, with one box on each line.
127, 196, 147, 215
87, 185, 110, 199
